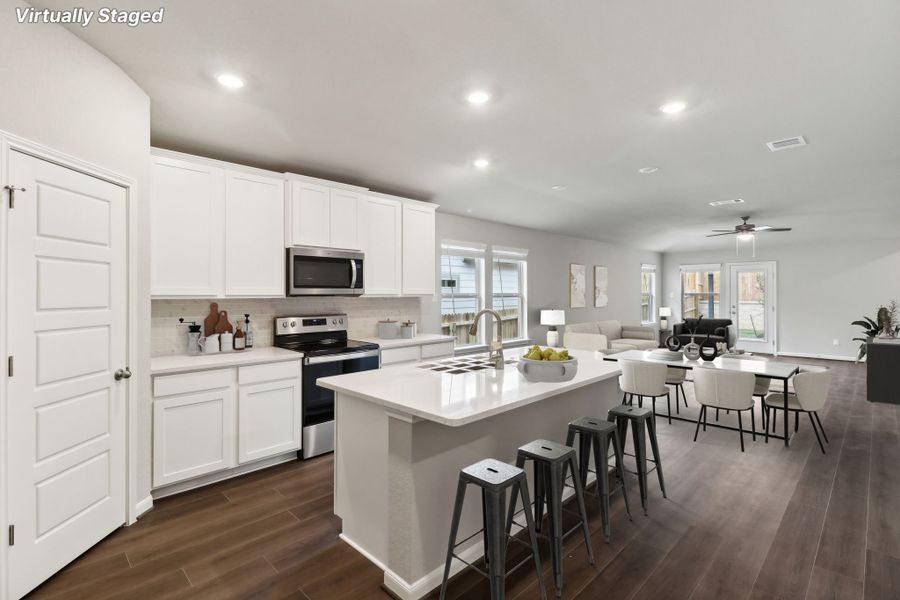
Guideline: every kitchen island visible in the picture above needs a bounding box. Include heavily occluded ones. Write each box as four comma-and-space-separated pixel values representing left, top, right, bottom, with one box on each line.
318, 348, 622, 600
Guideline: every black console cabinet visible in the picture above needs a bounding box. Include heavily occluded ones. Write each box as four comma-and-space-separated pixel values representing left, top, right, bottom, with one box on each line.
867, 340, 900, 404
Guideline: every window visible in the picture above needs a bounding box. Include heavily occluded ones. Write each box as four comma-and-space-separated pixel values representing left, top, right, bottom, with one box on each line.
641, 264, 657, 324
440, 241, 485, 348
491, 247, 528, 342
681, 265, 721, 319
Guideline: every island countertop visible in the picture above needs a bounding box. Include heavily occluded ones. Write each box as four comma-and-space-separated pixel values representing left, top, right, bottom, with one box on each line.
317, 348, 622, 426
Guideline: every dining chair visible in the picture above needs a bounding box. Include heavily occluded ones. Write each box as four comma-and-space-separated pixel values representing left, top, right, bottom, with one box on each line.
764, 366, 831, 453
619, 360, 672, 424
691, 366, 756, 451
665, 368, 688, 414
719, 353, 771, 427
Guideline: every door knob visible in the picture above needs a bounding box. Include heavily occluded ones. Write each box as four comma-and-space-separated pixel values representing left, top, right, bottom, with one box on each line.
114, 367, 132, 381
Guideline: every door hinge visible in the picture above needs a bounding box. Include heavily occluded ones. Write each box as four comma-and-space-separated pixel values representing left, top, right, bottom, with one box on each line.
7, 355, 12, 377
8, 524, 14, 546
4, 185, 25, 209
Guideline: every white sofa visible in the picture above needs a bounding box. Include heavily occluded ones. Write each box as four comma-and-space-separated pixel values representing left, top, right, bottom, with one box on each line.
564, 320, 658, 353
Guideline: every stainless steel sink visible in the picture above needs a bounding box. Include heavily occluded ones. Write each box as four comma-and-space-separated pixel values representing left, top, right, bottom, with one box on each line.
419, 354, 517, 374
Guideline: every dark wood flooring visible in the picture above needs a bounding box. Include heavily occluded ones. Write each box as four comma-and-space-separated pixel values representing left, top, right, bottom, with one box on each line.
25, 358, 900, 600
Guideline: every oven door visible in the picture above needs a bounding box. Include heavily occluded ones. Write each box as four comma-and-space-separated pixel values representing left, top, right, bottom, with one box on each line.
287, 247, 364, 296
301, 349, 380, 458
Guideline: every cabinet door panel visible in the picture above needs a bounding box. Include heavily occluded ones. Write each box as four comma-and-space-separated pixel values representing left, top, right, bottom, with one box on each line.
402, 203, 436, 295
329, 189, 362, 250
153, 388, 236, 487
238, 379, 301, 463
225, 171, 285, 296
151, 158, 224, 296
363, 197, 402, 295
290, 181, 330, 247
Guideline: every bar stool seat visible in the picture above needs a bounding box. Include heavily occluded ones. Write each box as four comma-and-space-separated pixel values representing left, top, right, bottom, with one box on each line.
509, 439, 594, 599
607, 405, 666, 515
566, 417, 632, 543
440, 459, 547, 600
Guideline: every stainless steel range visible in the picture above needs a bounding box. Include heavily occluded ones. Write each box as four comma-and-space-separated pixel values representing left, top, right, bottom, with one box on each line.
273, 314, 380, 459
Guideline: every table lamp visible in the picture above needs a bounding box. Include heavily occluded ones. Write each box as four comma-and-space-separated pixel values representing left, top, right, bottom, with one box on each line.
659, 306, 672, 330
540, 309, 565, 347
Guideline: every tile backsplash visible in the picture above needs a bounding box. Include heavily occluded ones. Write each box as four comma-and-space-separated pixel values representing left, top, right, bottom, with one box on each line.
152, 297, 426, 356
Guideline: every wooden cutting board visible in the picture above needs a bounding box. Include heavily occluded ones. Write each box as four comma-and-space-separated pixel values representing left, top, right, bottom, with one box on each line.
203, 302, 219, 337
215, 310, 234, 334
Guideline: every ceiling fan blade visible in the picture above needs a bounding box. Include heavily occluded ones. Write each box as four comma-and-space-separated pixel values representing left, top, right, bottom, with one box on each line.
754, 225, 773, 231
706, 231, 739, 237
710, 229, 736, 232
761, 227, 792, 232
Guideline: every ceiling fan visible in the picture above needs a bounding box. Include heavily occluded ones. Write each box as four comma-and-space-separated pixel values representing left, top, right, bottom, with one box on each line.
707, 216, 792, 238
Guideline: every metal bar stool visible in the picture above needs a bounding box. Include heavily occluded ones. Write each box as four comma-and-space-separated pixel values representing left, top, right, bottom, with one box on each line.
440, 459, 547, 600
565, 417, 632, 543
607, 405, 666, 515
507, 439, 594, 599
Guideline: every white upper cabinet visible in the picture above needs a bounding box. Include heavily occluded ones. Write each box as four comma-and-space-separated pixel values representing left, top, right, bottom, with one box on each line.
288, 181, 331, 248
224, 171, 285, 297
151, 150, 285, 298
151, 156, 224, 296
362, 195, 403, 295
285, 177, 364, 250
402, 201, 438, 295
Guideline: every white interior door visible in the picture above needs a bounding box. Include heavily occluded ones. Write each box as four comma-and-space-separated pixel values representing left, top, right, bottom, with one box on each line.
6, 150, 127, 598
727, 261, 776, 354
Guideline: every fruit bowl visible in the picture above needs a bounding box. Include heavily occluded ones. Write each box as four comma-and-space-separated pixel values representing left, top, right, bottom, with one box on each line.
517, 356, 579, 382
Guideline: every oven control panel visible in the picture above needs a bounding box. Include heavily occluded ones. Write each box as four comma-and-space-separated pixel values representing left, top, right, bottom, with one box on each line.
275, 314, 347, 335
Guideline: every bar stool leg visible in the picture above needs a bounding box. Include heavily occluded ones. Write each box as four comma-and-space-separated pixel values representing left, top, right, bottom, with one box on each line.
481, 488, 491, 565
577, 432, 591, 488
440, 479, 468, 600
533, 461, 546, 534
610, 429, 632, 520
646, 415, 667, 498
632, 419, 648, 515
593, 433, 611, 542
484, 487, 507, 600
567, 454, 595, 564
548, 461, 564, 598
517, 479, 549, 600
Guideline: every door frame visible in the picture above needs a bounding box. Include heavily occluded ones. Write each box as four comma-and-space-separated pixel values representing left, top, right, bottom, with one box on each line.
1, 131, 140, 600
724, 261, 778, 355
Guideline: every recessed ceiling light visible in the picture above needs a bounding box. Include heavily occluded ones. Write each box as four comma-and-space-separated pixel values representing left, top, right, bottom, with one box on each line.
466, 90, 492, 105
708, 198, 745, 207
216, 73, 245, 89
551, 185, 567, 191
659, 101, 686, 114
473, 158, 490, 170
638, 166, 659, 174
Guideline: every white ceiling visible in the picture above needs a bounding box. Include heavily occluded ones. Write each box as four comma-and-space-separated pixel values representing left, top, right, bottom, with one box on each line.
38, 0, 900, 252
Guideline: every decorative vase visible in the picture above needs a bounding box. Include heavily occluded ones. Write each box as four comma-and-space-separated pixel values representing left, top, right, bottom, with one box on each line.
665, 335, 682, 352
683, 336, 701, 361
699, 335, 718, 361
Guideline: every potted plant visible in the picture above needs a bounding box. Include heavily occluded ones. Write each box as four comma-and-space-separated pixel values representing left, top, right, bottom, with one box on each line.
852, 300, 900, 361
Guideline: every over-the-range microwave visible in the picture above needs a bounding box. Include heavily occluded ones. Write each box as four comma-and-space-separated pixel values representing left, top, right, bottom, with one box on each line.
286, 246, 364, 296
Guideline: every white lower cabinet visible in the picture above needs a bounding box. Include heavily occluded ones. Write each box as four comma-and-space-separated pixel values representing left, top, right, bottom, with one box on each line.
381, 341, 455, 366
152, 359, 302, 489
153, 388, 236, 488
238, 377, 301, 464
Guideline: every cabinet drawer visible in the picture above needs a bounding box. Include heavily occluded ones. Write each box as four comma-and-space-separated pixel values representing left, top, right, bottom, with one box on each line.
238, 360, 301, 385
154, 368, 233, 398
422, 342, 454, 359
381, 346, 421, 365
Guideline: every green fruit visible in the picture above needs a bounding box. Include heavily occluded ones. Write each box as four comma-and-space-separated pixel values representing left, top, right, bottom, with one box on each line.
541, 348, 553, 359
548, 352, 562, 361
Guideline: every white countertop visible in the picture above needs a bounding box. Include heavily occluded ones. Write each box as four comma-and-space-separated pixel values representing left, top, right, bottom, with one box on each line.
318, 348, 621, 427
357, 334, 455, 350
150, 347, 301, 376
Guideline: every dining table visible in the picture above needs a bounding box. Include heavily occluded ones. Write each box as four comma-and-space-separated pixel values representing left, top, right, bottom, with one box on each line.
602, 349, 801, 447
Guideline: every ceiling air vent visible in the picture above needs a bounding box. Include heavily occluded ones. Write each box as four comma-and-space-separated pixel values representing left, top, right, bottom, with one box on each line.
766, 136, 807, 152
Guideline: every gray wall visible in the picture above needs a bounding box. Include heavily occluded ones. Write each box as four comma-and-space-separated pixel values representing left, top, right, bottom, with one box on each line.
660, 238, 900, 360
0, 4, 153, 503
421, 213, 662, 344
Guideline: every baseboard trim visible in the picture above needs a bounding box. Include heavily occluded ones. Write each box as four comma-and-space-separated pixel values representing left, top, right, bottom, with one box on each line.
151, 451, 298, 499
777, 351, 857, 362
134, 495, 154, 519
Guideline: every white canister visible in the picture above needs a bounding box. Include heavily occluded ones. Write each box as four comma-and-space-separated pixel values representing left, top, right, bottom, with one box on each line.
220, 331, 234, 353
377, 319, 401, 339
198, 334, 220, 354
400, 321, 417, 339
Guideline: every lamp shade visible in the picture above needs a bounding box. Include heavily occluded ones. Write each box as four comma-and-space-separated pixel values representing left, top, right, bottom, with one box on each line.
540, 310, 565, 326
659, 306, 672, 318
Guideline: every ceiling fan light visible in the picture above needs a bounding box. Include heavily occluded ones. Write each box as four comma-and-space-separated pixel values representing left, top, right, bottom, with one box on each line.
736, 232, 755, 241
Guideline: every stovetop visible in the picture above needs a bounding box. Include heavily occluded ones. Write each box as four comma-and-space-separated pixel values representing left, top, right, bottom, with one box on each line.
276, 337, 379, 357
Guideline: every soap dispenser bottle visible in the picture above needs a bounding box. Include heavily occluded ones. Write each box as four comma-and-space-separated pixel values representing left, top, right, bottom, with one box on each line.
244, 314, 254, 348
